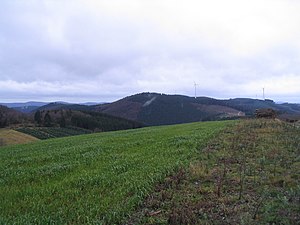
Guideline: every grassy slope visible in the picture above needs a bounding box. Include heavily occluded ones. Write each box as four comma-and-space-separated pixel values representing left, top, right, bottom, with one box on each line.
0, 129, 38, 147
129, 119, 300, 224
0, 121, 231, 224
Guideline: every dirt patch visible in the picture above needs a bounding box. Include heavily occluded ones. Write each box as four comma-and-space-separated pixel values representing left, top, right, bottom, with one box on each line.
192, 103, 245, 118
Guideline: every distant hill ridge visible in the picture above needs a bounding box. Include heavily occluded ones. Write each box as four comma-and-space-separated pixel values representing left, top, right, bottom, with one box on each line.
0, 105, 28, 127
92, 93, 300, 125
2, 93, 300, 126
0, 104, 144, 133
0, 101, 104, 113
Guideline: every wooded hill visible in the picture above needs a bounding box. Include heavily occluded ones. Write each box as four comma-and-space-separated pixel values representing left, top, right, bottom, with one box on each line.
0, 104, 144, 134
0, 105, 28, 127
35, 93, 298, 126
92, 93, 300, 125
3, 93, 300, 127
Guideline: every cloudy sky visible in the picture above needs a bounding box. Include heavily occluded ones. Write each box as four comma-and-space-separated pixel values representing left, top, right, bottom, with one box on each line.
1, 0, 300, 103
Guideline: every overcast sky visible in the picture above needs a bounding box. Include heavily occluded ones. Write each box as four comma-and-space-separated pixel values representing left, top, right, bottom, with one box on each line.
1, 0, 300, 103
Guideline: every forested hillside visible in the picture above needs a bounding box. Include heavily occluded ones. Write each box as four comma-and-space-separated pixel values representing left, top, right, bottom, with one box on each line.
93, 93, 300, 125
0, 105, 28, 127
3, 92, 300, 127
31, 109, 144, 132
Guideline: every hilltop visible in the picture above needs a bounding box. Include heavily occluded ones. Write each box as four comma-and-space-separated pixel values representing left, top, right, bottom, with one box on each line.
2, 93, 300, 127
92, 93, 300, 125
0, 102, 48, 113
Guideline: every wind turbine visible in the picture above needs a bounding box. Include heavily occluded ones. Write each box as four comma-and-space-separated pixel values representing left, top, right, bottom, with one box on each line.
194, 81, 199, 99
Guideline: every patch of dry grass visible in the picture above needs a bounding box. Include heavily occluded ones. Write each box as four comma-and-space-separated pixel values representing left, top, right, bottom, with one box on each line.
0, 129, 38, 147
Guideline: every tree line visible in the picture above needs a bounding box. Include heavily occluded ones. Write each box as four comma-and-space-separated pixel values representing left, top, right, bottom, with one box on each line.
33, 109, 144, 132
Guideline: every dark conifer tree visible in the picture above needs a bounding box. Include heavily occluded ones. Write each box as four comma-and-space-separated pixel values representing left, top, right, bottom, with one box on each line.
34, 110, 42, 125
59, 116, 66, 128
44, 112, 52, 127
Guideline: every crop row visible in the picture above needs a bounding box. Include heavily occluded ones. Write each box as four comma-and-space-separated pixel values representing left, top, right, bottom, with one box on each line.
16, 127, 92, 140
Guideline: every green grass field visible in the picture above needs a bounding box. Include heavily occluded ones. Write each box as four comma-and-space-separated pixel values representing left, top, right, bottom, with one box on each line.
0, 121, 231, 224
129, 119, 300, 224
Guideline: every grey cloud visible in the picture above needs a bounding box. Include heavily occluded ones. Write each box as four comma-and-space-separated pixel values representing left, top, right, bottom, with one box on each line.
0, 0, 300, 103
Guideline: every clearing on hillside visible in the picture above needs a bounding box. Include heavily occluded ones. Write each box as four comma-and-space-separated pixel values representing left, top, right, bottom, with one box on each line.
0, 129, 38, 147
0, 120, 231, 224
